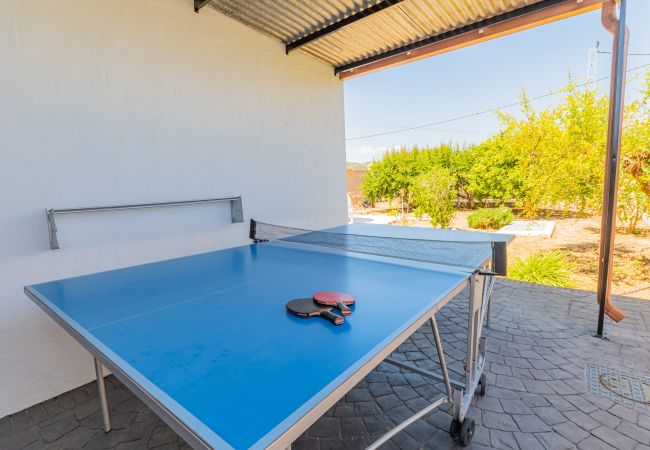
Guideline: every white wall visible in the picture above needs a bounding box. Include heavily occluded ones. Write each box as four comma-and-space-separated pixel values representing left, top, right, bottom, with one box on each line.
0, 0, 347, 417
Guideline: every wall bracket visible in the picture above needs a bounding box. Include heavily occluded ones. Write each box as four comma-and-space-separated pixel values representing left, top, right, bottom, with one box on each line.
46, 196, 244, 250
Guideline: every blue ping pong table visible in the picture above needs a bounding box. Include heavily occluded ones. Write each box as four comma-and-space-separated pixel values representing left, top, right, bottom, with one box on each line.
24, 221, 512, 449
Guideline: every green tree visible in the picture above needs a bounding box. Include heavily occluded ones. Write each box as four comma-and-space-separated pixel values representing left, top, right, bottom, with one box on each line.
410, 167, 457, 227
360, 71, 650, 230
619, 72, 650, 232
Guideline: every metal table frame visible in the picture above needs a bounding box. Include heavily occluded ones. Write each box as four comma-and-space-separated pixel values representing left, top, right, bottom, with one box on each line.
370, 271, 493, 448
25, 255, 498, 450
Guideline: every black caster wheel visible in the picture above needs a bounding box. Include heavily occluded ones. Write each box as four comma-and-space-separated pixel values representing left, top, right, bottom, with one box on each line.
450, 418, 475, 446
477, 373, 487, 396
449, 419, 461, 441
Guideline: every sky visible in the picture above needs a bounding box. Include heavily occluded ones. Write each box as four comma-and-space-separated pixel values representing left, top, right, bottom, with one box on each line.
343, 0, 650, 163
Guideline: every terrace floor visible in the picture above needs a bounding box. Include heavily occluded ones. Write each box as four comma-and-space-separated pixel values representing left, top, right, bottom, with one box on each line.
2, 279, 650, 449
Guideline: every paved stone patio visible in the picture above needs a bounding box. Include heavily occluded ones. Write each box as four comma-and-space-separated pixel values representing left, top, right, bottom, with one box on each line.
2, 279, 650, 449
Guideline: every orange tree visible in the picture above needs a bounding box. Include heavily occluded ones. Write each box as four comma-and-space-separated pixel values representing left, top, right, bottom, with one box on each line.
360, 71, 650, 232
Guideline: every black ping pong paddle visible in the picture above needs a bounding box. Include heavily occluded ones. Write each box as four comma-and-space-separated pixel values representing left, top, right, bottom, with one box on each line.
313, 291, 356, 316
286, 298, 344, 325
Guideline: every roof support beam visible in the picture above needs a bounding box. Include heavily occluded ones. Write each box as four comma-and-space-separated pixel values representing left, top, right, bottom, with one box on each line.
194, 0, 211, 13
337, 0, 605, 79
594, 0, 628, 337
285, 0, 405, 54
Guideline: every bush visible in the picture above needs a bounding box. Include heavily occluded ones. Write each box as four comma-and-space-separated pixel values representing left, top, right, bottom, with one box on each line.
467, 207, 514, 230
410, 167, 457, 227
509, 251, 574, 288
617, 176, 649, 234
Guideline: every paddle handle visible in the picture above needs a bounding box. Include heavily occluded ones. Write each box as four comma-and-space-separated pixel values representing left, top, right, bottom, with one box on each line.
321, 310, 344, 325
337, 301, 352, 316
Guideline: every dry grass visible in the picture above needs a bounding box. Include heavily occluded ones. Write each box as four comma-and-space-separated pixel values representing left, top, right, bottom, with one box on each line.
353, 204, 650, 299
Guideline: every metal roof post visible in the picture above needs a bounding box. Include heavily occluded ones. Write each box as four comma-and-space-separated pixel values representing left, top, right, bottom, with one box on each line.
594, 0, 629, 338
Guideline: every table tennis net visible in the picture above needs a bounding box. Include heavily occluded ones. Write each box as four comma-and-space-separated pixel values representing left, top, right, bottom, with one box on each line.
250, 220, 503, 274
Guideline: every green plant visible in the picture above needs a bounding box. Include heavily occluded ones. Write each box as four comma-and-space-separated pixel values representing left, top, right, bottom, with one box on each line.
359, 70, 650, 219
618, 72, 650, 233
467, 208, 514, 230
509, 251, 574, 288
617, 176, 649, 234
410, 167, 457, 227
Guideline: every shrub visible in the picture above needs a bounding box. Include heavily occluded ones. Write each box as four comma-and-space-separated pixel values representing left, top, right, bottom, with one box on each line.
509, 251, 574, 288
617, 176, 649, 234
410, 167, 457, 227
467, 207, 514, 230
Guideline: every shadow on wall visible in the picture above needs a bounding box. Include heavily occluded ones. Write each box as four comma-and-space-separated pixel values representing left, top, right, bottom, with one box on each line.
1, 203, 238, 258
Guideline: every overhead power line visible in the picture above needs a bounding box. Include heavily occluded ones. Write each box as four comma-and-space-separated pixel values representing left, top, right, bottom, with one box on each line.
346, 63, 650, 141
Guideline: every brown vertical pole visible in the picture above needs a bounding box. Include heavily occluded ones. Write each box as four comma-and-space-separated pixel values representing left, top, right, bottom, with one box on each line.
594, 0, 629, 338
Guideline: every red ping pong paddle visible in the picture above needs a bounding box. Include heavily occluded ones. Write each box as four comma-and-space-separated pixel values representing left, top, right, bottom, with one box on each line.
286, 298, 344, 325
313, 291, 356, 316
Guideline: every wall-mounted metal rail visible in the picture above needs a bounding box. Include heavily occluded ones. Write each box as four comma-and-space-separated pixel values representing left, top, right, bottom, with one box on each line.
46, 196, 244, 250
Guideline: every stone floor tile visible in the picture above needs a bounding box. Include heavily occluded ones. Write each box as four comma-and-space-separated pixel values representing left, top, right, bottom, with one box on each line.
334, 403, 356, 418
148, 426, 178, 447
293, 435, 320, 450
591, 425, 639, 450
385, 405, 414, 424
563, 409, 601, 432
375, 394, 403, 412
608, 404, 639, 424
25, 403, 48, 424
476, 396, 505, 413
490, 429, 519, 449
534, 431, 574, 450
346, 387, 372, 402
483, 412, 519, 432
513, 414, 550, 433
564, 396, 599, 414
591, 410, 623, 429
577, 436, 617, 450
48, 425, 97, 449
0, 424, 40, 449
543, 395, 576, 412
368, 382, 392, 397
309, 417, 342, 439
552, 421, 590, 444
10, 410, 32, 431
513, 432, 545, 450
423, 429, 457, 450
533, 407, 566, 426
0, 415, 13, 435
41, 397, 66, 418
521, 394, 551, 408
640, 414, 650, 432
472, 425, 491, 446
616, 421, 650, 446
39, 413, 80, 443
500, 400, 532, 415
363, 415, 393, 436
340, 417, 367, 439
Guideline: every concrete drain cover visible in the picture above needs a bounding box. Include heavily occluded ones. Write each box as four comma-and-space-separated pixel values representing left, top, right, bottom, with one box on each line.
586, 362, 650, 411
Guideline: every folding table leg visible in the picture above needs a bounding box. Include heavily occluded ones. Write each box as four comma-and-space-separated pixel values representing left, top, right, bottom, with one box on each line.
368, 313, 454, 449
486, 294, 493, 329
94, 358, 111, 432
372, 275, 491, 448
430, 314, 453, 402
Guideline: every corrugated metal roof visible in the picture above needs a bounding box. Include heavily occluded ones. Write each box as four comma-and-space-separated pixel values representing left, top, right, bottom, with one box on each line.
209, 0, 603, 75
207, 0, 540, 70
